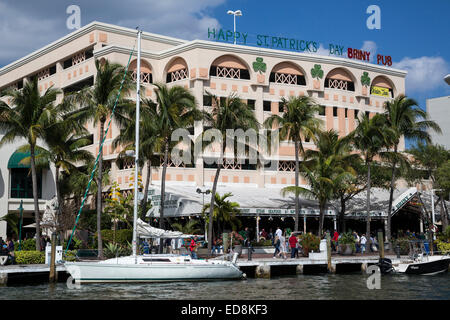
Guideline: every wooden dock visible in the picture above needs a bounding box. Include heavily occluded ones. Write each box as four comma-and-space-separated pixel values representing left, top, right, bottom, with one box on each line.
0, 254, 409, 284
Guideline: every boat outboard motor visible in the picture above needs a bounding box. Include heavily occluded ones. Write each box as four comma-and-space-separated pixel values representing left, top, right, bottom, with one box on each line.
377, 258, 393, 274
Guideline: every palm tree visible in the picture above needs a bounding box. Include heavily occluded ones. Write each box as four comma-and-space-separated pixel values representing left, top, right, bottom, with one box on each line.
264, 96, 322, 232
282, 129, 356, 236
144, 83, 201, 252
0, 78, 61, 250
409, 142, 450, 230
172, 219, 202, 235
113, 99, 163, 218
383, 95, 441, 243
353, 113, 392, 239
202, 192, 242, 239
71, 59, 134, 258
202, 92, 258, 253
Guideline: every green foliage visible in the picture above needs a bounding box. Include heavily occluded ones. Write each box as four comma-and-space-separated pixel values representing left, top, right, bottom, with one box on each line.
103, 241, 132, 258
299, 233, 320, 255
310, 64, 324, 80
14, 251, 45, 264
64, 250, 77, 262
437, 226, 450, 242
15, 238, 36, 251
251, 239, 272, 247
393, 237, 412, 255
338, 232, 356, 252
94, 229, 132, 246
436, 240, 450, 254
252, 57, 266, 74
172, 219, 202, 235
361, 72, 371, 87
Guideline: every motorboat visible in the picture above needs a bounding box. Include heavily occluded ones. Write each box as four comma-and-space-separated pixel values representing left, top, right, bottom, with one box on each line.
393, 254, 450, 275
377, 240, 450, 275
65, 253, 244, 283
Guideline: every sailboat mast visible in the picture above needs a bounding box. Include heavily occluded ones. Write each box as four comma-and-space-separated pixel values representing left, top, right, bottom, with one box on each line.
132, 29, 142, 260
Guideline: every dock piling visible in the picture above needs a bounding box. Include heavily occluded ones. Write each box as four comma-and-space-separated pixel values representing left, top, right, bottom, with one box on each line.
326, 232, 333, 273
49, 233, 57, 283
378, 231, 384, 259
255, 265, 271, 279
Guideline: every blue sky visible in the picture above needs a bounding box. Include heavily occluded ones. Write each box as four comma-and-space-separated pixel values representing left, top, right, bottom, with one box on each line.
1, 0, 449, 140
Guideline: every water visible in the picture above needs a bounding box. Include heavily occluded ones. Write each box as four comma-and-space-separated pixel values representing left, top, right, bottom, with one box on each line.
1, 273, 449, 300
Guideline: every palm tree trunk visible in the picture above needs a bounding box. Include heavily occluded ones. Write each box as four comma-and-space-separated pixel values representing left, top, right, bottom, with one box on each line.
366, 160, 372, 239
386, 145, 398, 245
159, 138, 169, 253
339, 196, 346, 233
97, 121, 105, 259
55, 165, 61, 237
30, 144, 41, 251
208, 150, 223, 254
140, 160, 151, 218
318, 201, 325, 237
294, 140, 300, 232
440, 195, 448, 230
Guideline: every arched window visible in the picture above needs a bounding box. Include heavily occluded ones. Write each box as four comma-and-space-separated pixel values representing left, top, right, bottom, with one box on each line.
370, 76, 394, 98
325, 68, 355, 91
129, 59, 152, 84
269, 62, 306, 85
166, 57, 189, 83
209, 55, 250, 80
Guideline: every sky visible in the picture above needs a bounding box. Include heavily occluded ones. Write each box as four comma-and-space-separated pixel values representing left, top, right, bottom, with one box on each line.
1, 0, 449, 143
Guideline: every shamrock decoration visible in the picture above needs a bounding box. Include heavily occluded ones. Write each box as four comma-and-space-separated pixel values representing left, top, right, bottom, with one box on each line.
361, 72, 371, 87
310, 64, 324, 80
253, 57, 266, 74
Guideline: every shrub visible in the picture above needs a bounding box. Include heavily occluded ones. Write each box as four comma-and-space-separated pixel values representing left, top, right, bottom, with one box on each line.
393, 238, 411, 255
436, 240, 450, 254
14, 239, 36, 251
251, 239, 272, 247
299, 233, 320, 256
14, 251, 45, 264
338, 232, 356, 253
63, 250, 77, 262
94, 229, 132, 246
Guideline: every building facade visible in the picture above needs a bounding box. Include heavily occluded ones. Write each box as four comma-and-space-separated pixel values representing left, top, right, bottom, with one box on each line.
426, 95, 450, 149
0, 22, 408, 238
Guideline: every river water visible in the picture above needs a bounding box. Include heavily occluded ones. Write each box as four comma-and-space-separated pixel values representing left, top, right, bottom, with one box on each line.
1, 273, 449, 300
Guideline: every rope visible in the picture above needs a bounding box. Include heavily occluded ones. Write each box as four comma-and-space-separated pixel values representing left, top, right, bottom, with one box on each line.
64, 41, 137, 255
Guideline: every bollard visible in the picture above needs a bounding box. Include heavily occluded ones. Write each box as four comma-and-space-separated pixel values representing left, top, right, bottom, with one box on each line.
395, 245, 401, 258
49, 233, 57, 283
247, 243, 254, 261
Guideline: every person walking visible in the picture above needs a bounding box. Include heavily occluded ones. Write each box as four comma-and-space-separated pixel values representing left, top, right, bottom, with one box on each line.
6, 238, 15, 264
279, 233, 287, 260
360, 234, 367, 254
289, 233, 298, 259
273, 236, 281, 258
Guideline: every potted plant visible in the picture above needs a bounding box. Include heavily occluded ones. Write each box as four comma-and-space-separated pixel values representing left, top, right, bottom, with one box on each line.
310, 64, 323, 90
338, 232, 356, 255
299, 233, 320, 256
361, 71, 371, 96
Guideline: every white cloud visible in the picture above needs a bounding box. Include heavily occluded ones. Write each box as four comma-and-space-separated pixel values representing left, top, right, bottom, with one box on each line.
394, 56, 450, 93
361, 40, 377, 63
0, 0, 226, 66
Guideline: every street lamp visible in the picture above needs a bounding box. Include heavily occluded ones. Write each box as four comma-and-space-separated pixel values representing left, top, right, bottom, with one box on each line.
227, 9, 242, 45
196, 188, 211, 240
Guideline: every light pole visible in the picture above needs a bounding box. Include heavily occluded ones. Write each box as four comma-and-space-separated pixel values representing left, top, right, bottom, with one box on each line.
197, 188, 211, 241
227, 10, 242, 44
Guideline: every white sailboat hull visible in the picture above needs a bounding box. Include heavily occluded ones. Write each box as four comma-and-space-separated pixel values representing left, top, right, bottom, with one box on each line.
65, 255, 244, 283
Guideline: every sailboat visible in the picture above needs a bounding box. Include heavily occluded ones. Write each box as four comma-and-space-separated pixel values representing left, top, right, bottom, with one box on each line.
64, 29, 244, 283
